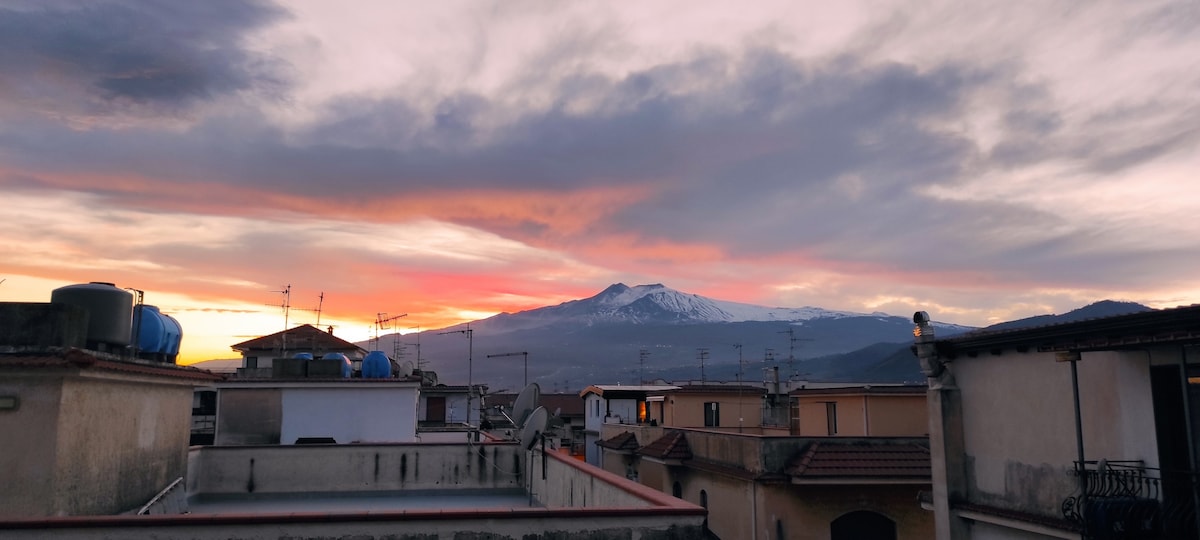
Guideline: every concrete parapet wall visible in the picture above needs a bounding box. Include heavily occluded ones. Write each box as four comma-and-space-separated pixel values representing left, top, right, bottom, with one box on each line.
188, 443, 523, 495
530, 448, 706, 510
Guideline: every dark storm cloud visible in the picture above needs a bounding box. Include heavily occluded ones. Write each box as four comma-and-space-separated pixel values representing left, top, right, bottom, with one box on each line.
0, 0, 287, 116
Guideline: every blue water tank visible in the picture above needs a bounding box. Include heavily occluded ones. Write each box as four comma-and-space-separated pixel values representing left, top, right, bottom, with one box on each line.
362, 351, 392, 379
132, 305, 183, 363
50, 282, 133, 350
161, 311, 181, 363
293, 352, 314, 360
133, 305, 166, 355
322, 352, 352, 378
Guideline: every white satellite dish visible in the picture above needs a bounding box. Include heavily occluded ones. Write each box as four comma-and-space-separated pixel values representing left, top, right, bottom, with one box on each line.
519, 406, 549, 450
399, 360, 415, 378
511, 382, 541, 427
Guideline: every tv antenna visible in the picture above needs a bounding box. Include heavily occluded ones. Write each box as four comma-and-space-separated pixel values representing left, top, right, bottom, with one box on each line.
779, 327, 814, 380
269, 284, 292, 350
487, 351, 529, 387
733, 343, 744, 432
374, 312, 408, 349
697, 347, 710, 383
410, 326, 425, 370
438, 325, 476, 429
638, 348, 649, 384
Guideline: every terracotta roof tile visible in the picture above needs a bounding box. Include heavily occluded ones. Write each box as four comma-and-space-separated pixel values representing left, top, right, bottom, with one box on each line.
637, 431, 692, 461
231, 324, 364, 353
597, 431, 640, 451
787, 441, 931, 480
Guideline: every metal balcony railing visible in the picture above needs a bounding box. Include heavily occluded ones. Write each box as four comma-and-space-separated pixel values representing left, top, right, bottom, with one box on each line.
1063, 460, 1200, 539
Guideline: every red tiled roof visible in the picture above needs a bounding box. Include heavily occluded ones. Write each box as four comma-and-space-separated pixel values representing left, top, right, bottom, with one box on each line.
231, 324, 365, 353
787, 441, 931, 480
637, 431, 692, 461
597, 431, 640, 451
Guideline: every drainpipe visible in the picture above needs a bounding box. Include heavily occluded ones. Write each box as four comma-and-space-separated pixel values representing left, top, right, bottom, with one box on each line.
1062, 351, 1087, 508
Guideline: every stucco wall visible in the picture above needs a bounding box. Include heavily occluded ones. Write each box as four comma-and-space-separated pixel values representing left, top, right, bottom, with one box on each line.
665, 392, 762, 428
795, 395, 867, 436
0, 373, 63, 518
866, 395, 929, 436
0, 369, 195, 517
760, 483, 934, 540
954, 348, 1158, 517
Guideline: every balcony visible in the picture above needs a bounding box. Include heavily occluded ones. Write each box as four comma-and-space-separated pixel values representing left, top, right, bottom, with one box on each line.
1063, 460, 1199, 539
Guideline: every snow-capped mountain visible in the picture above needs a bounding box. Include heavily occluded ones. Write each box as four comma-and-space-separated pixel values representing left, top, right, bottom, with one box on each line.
471, 283, 867, 333
376, 282, 977, 390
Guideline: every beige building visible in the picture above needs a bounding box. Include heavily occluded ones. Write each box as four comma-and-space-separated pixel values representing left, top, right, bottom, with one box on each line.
915, 305, 1200, 539
597, 383, 934, 540
0, 302, 222, 518
790, 385, 928, 437
649, 384, 768, 431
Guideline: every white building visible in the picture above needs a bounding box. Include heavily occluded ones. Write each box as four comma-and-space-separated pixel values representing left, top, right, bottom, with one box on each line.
580, 384, 679, 466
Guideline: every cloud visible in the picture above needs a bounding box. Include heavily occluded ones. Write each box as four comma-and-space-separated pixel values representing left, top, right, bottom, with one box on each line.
0, 0, 288, 122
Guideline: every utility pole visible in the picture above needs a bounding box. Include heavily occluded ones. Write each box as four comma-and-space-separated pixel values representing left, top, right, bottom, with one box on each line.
269, 284, 291, 352
487, 351, 529, 387
697, 347, 710, 383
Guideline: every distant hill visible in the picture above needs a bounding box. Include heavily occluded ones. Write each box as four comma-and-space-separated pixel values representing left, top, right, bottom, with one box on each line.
369, 283, 973, 391
982, 300, 1153, 332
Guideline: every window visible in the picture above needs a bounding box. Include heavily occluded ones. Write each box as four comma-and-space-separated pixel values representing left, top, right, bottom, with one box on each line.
246, 356, 258, 369
790, 397, 800, 434
594, 399, 601, 417
704, 402, 720, 427
672, 481, 682, 498
825, 402, 838, 435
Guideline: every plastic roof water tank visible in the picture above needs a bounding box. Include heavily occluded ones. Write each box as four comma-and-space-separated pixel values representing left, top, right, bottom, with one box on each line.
293, 352, 314, 360
361, 350, 392, 379
132, 305, 183, 363
51, 282, 133, 350
322, 352, 352, 378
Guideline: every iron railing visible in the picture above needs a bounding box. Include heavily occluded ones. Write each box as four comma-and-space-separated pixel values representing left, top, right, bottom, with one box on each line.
1064, 460, 1200, 539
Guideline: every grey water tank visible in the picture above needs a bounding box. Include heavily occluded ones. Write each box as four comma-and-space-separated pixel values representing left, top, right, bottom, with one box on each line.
50, 282, 134, 350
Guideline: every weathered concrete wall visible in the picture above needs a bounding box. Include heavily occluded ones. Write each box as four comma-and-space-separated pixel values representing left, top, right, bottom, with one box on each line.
955, 348, 1159, 518
54, 374, 192, 515
0, 373, 63, 518
0, 368, 195, 518
214, 388, 281, 445
189, 443, 523, 495
0, 303, 87, 349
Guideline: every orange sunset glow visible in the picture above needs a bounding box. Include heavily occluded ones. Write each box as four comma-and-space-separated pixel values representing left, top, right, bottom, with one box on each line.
2, 1, 1200, 365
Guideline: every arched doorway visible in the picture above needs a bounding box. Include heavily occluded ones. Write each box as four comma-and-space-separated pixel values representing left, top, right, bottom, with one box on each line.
831, 510, 896, 540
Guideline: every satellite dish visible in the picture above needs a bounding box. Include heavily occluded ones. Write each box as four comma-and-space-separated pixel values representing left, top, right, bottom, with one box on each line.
518, 406, 549, 450
399, 360, 414, 378
511, 382, 541, 427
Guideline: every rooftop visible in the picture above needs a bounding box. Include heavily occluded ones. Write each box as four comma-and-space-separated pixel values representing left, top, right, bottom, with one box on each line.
787, 441, 932, 484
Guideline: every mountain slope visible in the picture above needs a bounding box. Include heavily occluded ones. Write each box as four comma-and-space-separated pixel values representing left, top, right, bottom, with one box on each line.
982, 300, 1153, 331
371, 283, 975, 390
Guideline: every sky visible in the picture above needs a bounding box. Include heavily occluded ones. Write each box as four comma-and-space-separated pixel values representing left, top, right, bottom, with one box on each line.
1, 0, 1198, 364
